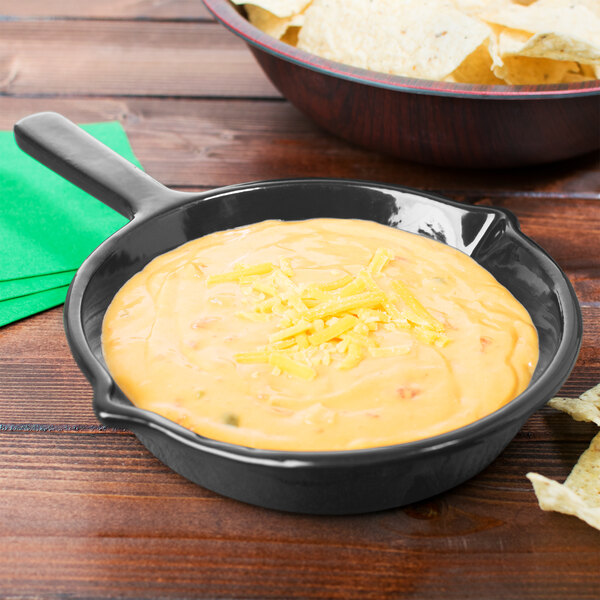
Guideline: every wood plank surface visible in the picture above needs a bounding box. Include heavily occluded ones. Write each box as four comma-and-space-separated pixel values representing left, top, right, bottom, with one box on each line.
0, 0, 211, 20
1, 97, 598, 195
1, 4, 599, 599
0, 20, 277, 97
1, 430, 599, 599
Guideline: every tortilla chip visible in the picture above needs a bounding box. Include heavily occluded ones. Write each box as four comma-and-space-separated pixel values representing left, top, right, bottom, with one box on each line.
494, 53, 577, 84
549, 383, 600, 426
481, 0, 600, 64
238, 0, 599, 83
580, 63, 599, 78
546, 0, 600, 20
527, 431, 600, 530
560, 66, 596, 82
231, 0, 312, 19
280, 26, 301, 47
528, 383, 600, 530
297, 0, 491, 81
447, 41, 505, 84
511, 31, 600, 64
527, 473, 600, 530
491, 27, 578, 83
564, 431, 600, 507
451, 0, 497, 17
246, 5, 305, 39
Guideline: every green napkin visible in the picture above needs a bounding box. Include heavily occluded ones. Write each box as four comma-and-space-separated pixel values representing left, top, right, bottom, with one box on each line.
0, 270, 75, 301
0, 122, 138, 281
0, 121, 142, 326
0, 285, 70, 328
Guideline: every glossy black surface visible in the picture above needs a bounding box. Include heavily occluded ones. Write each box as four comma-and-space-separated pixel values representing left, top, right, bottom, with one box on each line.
14, 112, 582, 514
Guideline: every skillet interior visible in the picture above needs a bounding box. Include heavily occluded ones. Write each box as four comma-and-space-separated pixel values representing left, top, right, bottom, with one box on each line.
75, 180, 575, 436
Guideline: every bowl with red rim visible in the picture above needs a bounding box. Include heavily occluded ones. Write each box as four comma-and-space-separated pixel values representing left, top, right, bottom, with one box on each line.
204, 0, 600, 168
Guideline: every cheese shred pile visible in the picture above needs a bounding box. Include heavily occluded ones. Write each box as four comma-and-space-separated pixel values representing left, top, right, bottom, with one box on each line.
207, 248, 448, 380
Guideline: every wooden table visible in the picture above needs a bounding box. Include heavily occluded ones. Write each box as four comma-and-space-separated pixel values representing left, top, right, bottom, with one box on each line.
1, 2, 599, 598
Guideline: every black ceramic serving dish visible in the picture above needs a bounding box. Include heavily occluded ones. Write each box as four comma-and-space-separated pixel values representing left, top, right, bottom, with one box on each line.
15, 112, 582, 514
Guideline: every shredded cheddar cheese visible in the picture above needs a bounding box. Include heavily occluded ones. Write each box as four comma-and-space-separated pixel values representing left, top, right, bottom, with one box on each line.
308, 274, 353, 292
268, 352, 316, 381
279, 257, 295, 277
392, 280, 444, 332
309, 314, 358, 346
210, 248, 450, 378
367, 247, 394, 275
206, 262, 276, 284
269, 319, 312, 343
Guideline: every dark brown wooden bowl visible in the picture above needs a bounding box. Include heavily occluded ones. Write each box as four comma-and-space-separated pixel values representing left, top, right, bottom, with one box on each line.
204, 0, 600, 168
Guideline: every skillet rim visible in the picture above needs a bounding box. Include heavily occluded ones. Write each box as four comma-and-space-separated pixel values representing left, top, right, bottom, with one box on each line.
64, 177, 583, 468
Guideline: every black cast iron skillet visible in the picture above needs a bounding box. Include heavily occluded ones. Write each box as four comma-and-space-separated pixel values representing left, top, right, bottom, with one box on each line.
14, 112, 582, 515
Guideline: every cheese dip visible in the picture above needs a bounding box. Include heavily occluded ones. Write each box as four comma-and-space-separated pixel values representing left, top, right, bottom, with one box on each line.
102, 218, 538, 451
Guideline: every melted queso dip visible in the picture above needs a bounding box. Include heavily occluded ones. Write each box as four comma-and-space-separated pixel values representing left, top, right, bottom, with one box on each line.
102, 218, 539, 451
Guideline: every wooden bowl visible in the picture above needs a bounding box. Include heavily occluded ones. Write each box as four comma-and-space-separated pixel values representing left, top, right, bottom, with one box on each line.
204, 0, 600, 168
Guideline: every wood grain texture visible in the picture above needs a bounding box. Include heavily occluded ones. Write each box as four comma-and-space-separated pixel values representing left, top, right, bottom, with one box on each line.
0, 0, 211, 19
1, 5, 599, 598
1, 97, 598, 194
1, 431, 599, 599
0, 20, 277, 97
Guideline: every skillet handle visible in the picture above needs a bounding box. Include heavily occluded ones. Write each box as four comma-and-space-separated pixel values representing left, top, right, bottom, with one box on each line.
14, 111, 184, 219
